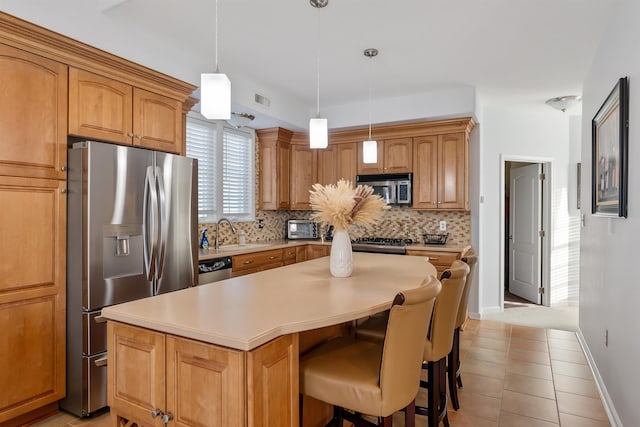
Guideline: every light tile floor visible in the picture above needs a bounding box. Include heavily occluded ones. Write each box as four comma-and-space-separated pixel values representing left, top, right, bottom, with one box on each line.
31, 319, 611, 427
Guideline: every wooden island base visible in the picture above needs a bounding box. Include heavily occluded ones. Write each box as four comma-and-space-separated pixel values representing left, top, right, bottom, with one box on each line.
108, 322, 350, 427
108, 321, 300, 427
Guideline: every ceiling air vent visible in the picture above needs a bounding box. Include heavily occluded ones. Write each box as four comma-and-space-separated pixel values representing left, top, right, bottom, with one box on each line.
254, 93, 271, 108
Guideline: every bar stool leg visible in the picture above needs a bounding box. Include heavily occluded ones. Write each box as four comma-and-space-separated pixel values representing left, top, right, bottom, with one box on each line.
448, 327, 461, 410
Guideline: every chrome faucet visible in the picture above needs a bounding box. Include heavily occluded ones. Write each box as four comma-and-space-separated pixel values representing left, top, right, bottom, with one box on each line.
215, 218, 237, 250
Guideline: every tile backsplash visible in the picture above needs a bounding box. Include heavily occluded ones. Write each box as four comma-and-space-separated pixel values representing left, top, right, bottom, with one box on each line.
199, 207, 470, 247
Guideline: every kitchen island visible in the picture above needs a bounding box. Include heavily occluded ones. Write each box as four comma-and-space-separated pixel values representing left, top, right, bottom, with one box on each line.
102, 253, 437, 427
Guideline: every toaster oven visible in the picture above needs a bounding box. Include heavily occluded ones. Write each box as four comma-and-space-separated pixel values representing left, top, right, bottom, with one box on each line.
286, 219, 319, 240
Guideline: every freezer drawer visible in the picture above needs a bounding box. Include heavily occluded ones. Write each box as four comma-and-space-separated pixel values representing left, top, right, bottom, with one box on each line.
84, 353, 108, 415
83, 311, 107, 355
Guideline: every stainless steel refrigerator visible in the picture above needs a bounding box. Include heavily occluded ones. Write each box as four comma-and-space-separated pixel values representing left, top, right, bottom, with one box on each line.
61, 141, 198, 416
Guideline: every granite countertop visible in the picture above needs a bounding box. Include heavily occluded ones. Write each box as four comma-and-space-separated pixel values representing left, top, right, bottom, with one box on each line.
101, 253, 438, 351
199, 239, 470, 260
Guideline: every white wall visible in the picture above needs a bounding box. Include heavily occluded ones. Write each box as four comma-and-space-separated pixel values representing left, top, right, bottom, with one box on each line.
476, 106, 581, 314
580, 0, 640, 424
323, 86, 476, 130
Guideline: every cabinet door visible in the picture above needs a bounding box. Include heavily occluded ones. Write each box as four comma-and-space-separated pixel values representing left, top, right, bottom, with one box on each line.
133, 88, 182, 154
307, 245, 329, 260
108, 322, 165, 427
438, 133, 466, 210
412, 136, 439, 209
68, 68, 133, 145
166, 336, 246, 427
356, 141, 384, 175
260, 139, 290, 210
290, 145, 317, 210
0, 45, 67, 180
384, 137, 413, 173
336, 143, 357, 184
0, 176, 66, 424
247, 334, 298, 427
316, 145, 337, 186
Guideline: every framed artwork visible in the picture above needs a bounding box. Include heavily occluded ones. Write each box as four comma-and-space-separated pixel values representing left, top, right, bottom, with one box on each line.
592, 77, 629, 217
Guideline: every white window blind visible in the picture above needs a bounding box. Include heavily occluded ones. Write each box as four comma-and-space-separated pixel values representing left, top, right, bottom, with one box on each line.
186, 115, 255, 223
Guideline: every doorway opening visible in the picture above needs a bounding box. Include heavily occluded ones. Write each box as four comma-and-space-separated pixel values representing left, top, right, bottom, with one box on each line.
501, 157, 552, 309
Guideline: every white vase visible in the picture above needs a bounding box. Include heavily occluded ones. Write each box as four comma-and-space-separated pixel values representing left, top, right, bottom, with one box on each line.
330, 229, 353, 277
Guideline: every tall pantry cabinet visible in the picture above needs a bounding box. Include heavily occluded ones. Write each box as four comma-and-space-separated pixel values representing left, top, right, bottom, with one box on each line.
0, 44, 68, 423
0, 11, 196, 425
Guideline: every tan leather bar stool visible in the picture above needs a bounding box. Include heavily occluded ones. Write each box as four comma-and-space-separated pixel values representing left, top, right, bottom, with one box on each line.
300, 276, 441, 427
417, 261, 469, 427
447, 254, 478, 410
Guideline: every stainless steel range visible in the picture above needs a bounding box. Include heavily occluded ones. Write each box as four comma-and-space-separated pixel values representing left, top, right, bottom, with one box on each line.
351, 237, 414, 255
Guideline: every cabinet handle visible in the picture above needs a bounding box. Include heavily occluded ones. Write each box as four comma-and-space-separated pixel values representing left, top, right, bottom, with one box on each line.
135, 134, 142, 139
128, 132, 134, 137
61, 188, 68, 194
94, 356, 108, 367
151, 409, 163, 418
243, 260, 253, 265
269, 256, 277, 260
61, 165, 68, 171
429, 257, 440, 261
162, 413, 174, 424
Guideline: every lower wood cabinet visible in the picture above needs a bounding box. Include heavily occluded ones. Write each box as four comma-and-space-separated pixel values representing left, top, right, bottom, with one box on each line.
405, 249, 463, 275
307, 245, 330, 260
0, 176, 66, 424
108, 321, 298, 427
232, 249, 285, 277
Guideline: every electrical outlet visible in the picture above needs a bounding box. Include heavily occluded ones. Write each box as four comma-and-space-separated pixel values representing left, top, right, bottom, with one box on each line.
439, 220, 447, 232
257, 219, 265, 229
605, 329, 609, 347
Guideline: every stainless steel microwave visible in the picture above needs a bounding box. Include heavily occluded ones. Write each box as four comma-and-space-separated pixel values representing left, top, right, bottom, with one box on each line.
286, 219, 319, 240
356, 173, 412, 205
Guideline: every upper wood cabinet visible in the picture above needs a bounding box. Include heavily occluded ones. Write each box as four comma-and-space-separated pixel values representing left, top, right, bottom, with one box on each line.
316, 142, 357, 186
0, 176, 66, 423
69, 68, 182, 153
356, 137, 413, 175
0, 44, 68, 180
258, 128, 292, 210
413, 133, 467, 210
316, 145, 337, 186
290, 145, 317, 210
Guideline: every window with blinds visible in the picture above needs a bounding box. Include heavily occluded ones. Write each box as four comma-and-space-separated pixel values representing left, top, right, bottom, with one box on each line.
186, 115, 255, 223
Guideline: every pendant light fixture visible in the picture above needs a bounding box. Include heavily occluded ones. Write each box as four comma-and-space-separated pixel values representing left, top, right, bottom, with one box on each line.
309, 0, 328, 149
362, 48, 378, 164
200, 0, 231, 120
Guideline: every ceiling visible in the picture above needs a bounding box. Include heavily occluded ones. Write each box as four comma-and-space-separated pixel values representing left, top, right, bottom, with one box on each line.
2, 0, 617, 129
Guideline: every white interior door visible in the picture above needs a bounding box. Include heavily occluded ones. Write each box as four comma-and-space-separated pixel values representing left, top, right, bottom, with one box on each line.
509, 163, 542, 303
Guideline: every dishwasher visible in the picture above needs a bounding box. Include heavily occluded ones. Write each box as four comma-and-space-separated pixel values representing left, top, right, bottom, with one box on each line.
198, 256, 233, 284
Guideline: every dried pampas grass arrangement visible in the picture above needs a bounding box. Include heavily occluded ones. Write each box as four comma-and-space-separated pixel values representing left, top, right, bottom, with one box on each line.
309, 179, 389, 231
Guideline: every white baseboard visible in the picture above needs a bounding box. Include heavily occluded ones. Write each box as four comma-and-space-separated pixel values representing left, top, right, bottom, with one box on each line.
576, 328, 623, 427
479, 306, 502, 317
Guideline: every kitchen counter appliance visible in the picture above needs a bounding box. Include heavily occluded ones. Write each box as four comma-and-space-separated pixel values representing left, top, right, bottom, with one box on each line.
62, 141, 197, 416
286, 219, 318, 240
356, 173, 412, 205
199, 256, 233, 284
351, 237, 414, 255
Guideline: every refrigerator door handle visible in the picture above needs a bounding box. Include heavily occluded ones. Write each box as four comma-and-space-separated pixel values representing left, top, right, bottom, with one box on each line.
155, 166, 168, 283
143, 166, 158, 281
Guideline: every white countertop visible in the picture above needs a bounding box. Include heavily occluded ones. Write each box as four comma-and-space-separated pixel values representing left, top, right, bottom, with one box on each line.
101, 253, 437, 351
198, 239, 470, 260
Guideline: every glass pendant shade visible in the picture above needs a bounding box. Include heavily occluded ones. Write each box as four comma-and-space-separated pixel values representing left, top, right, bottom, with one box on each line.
362, 140, 378, 164
200, 72, 231, 120
309, 118, 328, 148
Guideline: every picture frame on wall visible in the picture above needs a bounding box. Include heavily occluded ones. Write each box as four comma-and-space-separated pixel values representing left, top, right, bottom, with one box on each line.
591, 76, 629, 217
